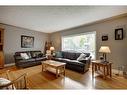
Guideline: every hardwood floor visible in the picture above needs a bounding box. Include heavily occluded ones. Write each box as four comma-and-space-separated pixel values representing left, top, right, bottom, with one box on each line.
0, 65, 127, 89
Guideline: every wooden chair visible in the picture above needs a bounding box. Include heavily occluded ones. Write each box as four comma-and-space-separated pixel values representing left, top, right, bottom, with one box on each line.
0, 70, 28, 89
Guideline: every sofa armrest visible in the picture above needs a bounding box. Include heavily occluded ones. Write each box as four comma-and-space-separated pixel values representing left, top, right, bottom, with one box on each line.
43, 55, 46, 57
14, 55, 23, 63
78, 60, 87, 63
79, 56, 91, 63
87, 56, 92, 68
79, 56, 91, 68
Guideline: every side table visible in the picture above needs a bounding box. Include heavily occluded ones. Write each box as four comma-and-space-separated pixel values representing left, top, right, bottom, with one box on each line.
46, 55, 53, 60
92, 60, 112, 79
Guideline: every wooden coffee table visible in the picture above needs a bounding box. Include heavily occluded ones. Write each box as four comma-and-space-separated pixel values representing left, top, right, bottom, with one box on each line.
42, 60, 66, 78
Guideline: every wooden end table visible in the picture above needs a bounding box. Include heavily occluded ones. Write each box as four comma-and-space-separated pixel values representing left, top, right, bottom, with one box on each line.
46, 55, 53, 60
42, 60, 66, 78
92, 60, 112, 79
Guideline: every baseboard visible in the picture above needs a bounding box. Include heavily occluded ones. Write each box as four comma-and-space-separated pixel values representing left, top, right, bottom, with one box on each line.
4, 63, 15, 67
112, 68, 123, 76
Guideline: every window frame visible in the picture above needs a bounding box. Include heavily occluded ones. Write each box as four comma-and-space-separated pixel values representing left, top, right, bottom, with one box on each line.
61, 31, 96, 59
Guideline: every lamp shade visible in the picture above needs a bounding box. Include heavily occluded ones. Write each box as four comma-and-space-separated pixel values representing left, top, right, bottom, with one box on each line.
99, 46, 111, 53
50, 47, 55, 51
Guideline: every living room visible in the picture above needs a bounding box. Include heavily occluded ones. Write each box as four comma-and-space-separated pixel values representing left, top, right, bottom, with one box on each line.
0, 5, 127, 94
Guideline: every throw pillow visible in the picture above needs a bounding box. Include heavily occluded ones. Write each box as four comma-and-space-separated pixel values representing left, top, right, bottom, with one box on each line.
77, 53, 86, 61
31, 52, 37, 58
55, 51, 63, 58
38, 53, 43, 57
27, 52, 32, 59
20, 53, 29, 59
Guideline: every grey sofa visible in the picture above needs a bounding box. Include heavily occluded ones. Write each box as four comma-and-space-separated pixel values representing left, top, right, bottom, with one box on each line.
14, 51, 47, 68
53, 51, 91, 73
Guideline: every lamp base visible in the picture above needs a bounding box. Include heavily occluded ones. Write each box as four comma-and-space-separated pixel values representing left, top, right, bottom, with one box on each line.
102, 60, 109, 63
103, 53, 108, 63
104, 60, 109, 63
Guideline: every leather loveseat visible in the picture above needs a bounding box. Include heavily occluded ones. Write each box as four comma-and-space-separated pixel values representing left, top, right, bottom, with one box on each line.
53, 51, 91, 73
14, 51, 47, 68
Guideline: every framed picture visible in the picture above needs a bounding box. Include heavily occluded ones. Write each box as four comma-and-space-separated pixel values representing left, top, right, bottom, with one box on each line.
115, 28, 123, 40
102, 35, 108, 41
21, 35, 34, 48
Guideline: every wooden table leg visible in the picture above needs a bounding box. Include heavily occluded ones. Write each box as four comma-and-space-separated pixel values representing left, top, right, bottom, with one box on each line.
92, 63, 94, 78
95, 65, 97, 71
63, 65, 65, 76
103, 65, 106, 79
110, 64, 112, 78
56, 68, 58, 78
107, 65, 109, 75
42, 64, 44, 72
98, 65, 100, 70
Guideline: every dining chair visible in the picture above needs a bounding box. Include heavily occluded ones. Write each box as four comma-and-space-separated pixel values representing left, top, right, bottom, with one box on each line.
0, 70, 28, 89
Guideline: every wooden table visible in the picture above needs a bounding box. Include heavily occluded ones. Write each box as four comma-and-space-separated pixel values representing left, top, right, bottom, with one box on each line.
92, 60, 112, 79
42, 60, 66, 78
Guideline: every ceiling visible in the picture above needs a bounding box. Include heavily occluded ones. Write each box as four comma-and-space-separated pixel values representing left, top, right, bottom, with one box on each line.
0, 6, 127, 33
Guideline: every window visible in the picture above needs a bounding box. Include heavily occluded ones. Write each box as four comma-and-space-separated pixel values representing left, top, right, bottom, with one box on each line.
62, 32, 96, 59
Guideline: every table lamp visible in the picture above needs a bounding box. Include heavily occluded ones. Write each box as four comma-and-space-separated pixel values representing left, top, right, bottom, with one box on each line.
50, 46, 55, 55
99, 46, 111, 62
46, 50, 51, 55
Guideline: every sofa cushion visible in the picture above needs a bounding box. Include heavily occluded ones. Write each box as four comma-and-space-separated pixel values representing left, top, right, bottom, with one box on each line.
54, 58, 70, 63
61, 51, 68, 58
35, 57, 47, 61
18, 58, 35, 63
75, 53, 81, 59
31, 51, 42, 58
15, 56, 23, 60
61, 51, 76, 60
66, 60, 85, 67
66, 52, 76, 60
